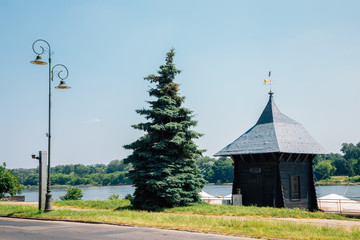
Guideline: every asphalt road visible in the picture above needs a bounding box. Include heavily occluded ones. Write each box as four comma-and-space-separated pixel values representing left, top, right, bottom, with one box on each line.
0, 217, 256, 240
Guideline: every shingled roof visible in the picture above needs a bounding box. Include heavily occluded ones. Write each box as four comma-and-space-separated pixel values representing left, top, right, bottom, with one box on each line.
214, 92, 328, 156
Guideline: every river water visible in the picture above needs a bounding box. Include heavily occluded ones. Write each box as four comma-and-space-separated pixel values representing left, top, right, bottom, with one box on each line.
21, 184, 360, 202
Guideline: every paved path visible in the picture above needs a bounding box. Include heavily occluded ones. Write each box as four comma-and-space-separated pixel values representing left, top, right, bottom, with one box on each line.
0, 217, 255, 240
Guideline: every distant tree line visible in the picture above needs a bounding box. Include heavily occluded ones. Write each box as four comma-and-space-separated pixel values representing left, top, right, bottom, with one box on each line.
14, 157, 234, 187
12, 142, 360, 187
313, 142, 360, 181
14, 160, 132, 186
195, 157, 233, 184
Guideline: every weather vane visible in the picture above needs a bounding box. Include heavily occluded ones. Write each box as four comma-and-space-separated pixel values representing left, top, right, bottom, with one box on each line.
263, 71, 272, 92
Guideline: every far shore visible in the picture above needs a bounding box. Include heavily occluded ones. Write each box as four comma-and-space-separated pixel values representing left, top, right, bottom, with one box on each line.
21, 181, 360, 189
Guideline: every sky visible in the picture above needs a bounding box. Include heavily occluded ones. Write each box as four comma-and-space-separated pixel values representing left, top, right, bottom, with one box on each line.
1, 0, 360, 169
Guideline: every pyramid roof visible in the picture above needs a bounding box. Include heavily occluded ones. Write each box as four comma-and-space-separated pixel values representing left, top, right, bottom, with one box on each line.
215, 92, 328, 156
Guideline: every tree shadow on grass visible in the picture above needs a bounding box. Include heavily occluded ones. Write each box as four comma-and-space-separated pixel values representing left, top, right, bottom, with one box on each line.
114, 205, 134, 211
113, 205, 167, 212
6, 212, 17, 217
7, 210, 43, 217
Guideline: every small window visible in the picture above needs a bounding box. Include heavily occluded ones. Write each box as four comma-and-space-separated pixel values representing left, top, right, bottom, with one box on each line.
290, 176, 300, 201
250, 168, 261, 173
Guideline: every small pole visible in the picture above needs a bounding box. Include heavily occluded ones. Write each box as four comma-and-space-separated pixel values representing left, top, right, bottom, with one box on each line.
45, 44, 53, 212
39, 151, 47, 210
263, 71, 273, 93
32, 152, 47, 210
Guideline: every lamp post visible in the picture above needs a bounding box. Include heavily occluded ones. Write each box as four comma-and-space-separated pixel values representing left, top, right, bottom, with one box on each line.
30, 39, 70, 212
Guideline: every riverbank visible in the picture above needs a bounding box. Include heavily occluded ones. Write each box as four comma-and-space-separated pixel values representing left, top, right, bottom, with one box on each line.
1, 200, 360, 240
23, 184, 133, 189
19, 184, 360, 202
21, 180, 360, 189
23, 183, 230, 189
20, 185, 234, 202
316, 182, 360, 186
315, 176, 360, 185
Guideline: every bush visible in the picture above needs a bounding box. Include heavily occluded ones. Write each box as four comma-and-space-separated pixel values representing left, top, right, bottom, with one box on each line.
60, 187, 83, 200
211, 157, 234, 183
313, 160, 336, 180
108, 193, 120, 200
0, 162, 23, 198
345, 175, 360, 182
124, 193, 134, 202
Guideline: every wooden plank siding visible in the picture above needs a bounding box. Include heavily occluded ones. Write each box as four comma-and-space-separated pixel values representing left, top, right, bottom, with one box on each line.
279, 153, 317, 210
232, 154, 277, 207
232, 153, 318, 210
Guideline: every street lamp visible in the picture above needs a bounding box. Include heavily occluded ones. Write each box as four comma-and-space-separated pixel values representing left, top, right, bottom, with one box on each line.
30, 39, 70, 212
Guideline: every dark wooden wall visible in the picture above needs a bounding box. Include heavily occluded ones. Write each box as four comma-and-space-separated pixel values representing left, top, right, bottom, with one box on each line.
232, 153, 318, 210
278, 153, 317, 210
232, 153, 277, 207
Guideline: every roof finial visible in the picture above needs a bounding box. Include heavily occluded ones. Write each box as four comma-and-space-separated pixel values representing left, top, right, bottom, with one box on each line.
264, 71, 273, 96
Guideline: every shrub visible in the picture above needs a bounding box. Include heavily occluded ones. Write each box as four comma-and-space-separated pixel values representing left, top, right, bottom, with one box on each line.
345, 175, 360, 182
108, 193, 120, 200
60, 186, 83, 200
0, 162, 24, 198
124, 193, 134, 202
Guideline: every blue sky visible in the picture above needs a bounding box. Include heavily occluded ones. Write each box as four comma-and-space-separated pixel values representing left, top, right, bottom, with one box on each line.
1, 0, 359, 169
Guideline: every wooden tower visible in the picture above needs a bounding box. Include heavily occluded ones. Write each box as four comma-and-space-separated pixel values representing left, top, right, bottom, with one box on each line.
215, 92, 328, 210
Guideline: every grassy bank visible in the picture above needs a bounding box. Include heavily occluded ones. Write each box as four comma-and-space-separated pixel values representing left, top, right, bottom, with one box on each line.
53, 199, 348, 220
316, 176, 360, 185
0, 203, 359, 240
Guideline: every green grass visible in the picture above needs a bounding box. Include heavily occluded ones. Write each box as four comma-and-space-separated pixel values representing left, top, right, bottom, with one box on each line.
165, 204, 349, 220
0, 204, 359, 240
316, 176, 348, 184
53, 199, 132, 210
53, 200, 348, 220
345, 176, 360, 183
316, 175, 360, 185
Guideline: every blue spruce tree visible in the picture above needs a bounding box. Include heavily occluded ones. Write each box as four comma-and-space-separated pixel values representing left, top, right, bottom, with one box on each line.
124, 49, 205, 210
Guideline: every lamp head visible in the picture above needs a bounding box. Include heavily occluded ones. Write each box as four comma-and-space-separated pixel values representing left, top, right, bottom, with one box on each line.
55, 80, 71, 89
30, 55, 47, 65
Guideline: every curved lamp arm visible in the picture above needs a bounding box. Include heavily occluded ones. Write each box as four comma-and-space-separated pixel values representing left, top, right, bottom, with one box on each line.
51, 64, 69, 81
32, 39, 51, 58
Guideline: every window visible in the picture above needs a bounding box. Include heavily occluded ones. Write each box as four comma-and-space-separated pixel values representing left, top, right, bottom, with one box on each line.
250, 168, 261, 173
290, 175, 300, 201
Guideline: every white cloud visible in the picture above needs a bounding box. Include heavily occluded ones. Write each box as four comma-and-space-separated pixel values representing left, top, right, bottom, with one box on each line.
85, 118, 101, 124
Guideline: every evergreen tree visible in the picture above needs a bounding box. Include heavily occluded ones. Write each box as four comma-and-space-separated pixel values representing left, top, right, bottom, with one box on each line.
124, 49, 205, 210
